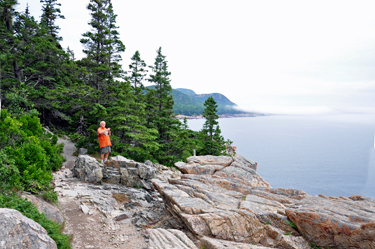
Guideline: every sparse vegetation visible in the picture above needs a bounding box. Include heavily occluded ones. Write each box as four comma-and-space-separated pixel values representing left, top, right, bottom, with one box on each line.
286, 219, 298, 229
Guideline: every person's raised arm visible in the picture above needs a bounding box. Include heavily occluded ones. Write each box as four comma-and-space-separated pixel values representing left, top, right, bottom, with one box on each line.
98, 128, 111, 134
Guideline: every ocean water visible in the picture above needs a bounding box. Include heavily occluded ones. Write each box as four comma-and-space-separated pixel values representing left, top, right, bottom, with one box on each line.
187, 114, 375, 199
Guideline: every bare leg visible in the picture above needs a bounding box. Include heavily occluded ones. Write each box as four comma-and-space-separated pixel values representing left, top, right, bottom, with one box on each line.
104, 152, 109, 161
100, 153, 104, 163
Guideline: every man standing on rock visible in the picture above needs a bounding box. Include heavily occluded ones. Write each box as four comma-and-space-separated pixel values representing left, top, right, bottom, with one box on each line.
98, 121, 112, 163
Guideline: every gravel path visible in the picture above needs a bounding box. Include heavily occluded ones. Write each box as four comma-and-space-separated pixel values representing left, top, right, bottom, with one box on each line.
55, 138, 148, 249
57, 137, 77, 169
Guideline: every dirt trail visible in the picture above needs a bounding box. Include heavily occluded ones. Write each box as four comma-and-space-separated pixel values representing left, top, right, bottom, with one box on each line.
55, 138, 148, 249
57, 137, 77, 169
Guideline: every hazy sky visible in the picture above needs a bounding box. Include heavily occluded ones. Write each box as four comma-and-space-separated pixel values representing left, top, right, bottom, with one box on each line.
18, 0, 375, 115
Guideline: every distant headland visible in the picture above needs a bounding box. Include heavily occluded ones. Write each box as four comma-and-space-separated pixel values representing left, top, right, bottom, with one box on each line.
171, 87, 260, 117
176, 113, 265, 119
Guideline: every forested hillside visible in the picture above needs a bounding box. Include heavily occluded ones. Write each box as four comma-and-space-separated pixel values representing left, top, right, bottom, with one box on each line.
0, 0, 232, 166
172, 88, 251, 116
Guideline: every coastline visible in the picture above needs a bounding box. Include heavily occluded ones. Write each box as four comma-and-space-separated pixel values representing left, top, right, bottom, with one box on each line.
176, 113, 267, 119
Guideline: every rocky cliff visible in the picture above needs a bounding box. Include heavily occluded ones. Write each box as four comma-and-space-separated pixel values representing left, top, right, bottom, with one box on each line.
3, 152, 374, 249
70, 153, 375, 248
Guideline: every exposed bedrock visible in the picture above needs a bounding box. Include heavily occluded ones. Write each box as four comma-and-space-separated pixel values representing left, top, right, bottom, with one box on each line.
146, 228, 198, 249
286, 196, 375, 249
72, 155, 103, 184
0, 208, 57, 249
72, 155, 181, 189
72, 154, 374, 249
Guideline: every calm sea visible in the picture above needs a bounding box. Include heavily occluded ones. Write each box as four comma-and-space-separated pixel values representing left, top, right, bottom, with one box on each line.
187, 114, 375, 199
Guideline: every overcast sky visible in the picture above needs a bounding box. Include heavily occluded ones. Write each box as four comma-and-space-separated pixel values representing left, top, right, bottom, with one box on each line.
18, 0, 375, 115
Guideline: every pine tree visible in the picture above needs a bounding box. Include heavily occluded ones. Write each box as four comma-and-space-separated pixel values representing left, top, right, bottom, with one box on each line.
40, 0, 65, 41
128, 50, 147, 94
80, 0, 125, 108
146, 47, 183, 165
199, 96, 226, 156
107, 80, 159, 162
79, 0, 125, 142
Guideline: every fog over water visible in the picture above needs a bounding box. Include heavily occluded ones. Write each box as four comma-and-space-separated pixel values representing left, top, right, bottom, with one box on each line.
187, 114, 375, 199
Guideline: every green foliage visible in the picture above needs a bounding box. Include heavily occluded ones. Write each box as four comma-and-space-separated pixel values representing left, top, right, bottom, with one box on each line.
145, 47, 192, 166
286, 219, 297, 229
308, 242, 323, 249
0, 150, 22, 192
198, 97, 226, 156
242, 195, 246, 201
40, 0, 65, 40
172, 88, 250, 116
0, 194, 71, 249
1, 0, 238, 172
39, 190, 58, 204
0, 110, 64, 193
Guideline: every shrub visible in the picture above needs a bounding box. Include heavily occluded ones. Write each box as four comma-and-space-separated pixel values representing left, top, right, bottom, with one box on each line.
0, 110, 64, 193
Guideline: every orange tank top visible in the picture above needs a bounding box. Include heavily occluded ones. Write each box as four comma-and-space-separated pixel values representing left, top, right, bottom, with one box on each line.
97, 127, 112, 148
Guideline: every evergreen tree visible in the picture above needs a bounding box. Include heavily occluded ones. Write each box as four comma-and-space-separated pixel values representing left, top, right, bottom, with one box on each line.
128, 50, 147, 94
78, 0, 125, 144
107, 80, 159, 162
146, 47, 183, 165
80, 0, 125, 107
199, 96, 226, 156
40, 0, 65, 41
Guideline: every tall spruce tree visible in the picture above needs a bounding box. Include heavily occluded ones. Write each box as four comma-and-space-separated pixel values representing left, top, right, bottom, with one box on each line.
40, 0, 64, 41
107, 79, 159, 162
80, 0, 125, 108
128, 50, 147, 94
79, 0, 125, 143
199, 96, 226, 156
146, 47, 183, 165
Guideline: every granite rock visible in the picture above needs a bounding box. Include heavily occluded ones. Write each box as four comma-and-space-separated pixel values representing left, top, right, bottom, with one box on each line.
78, 148, 87, 155
0, 208, 57, 249
286, 196, 375, 249
174, 162, 223, 175
186, 155, 233, 166
72, 155, 103, 183
146, 228, 198, 249
233, 153, 258, 171
200, 236, 273, 249
20, 193, 64, 225
151, 178, 306, 247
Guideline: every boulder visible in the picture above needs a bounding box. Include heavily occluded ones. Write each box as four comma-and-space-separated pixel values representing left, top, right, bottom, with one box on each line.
153, 163, 182, 182
200, 236, 273, 249
174, 162, 223, 175
214, 163, 270, 188
0, 208, 57, 249
250, 187, 308, 204
233, 153, 257, 171
73, 155, 181, 189
186, 155, 233, 166
151, 178, 306, 247
146, 228, 198, 249
78, 148, 87, 155
20, 193, 64, 224
286, 196, 375, 249
72, 155, 103, 183
180, 174, 254, 194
